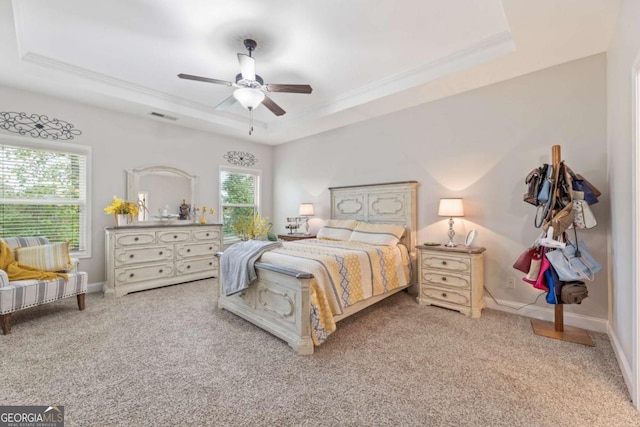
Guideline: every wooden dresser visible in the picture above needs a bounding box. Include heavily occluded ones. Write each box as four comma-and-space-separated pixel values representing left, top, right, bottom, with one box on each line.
416, 245, 486, 318
104, 223, 222, 297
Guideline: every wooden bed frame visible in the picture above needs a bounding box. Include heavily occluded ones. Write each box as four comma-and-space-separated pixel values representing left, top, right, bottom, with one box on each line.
218, 181, 418, 355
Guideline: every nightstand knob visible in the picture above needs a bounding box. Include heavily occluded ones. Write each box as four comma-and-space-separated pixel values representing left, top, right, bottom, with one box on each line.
442, 277, 447, 281
442, 292, 447, 298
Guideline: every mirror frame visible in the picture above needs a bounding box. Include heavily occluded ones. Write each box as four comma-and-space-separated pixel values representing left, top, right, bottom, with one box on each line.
126, 165, 198, 221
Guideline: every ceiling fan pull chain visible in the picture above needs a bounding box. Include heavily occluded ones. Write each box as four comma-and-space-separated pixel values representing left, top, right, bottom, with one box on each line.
249, 109, 254, 136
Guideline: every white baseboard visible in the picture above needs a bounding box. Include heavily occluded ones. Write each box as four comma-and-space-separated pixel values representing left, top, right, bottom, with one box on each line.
483, 296, 608, 333
607, 324, 635, 404
87, 282, 104, 294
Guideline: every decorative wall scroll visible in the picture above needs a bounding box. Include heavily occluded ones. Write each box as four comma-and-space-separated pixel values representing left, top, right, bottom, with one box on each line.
224, 151, 257, 167
0, 112, 82, 140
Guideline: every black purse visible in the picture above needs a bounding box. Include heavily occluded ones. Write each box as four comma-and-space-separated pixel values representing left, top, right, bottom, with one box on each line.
524, 164, 548, 206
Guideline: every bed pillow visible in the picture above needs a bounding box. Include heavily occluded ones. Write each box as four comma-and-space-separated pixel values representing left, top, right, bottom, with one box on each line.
316, 219, 359, 241
16, 242, 73, 272
349, 222, 405, 246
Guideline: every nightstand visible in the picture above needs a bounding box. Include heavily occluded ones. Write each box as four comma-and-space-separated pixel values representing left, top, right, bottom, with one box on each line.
416, 245, 486, 318
278, 233, 316, 242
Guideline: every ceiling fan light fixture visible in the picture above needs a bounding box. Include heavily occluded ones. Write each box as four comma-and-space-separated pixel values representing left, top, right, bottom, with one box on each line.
233, 88, 265, 110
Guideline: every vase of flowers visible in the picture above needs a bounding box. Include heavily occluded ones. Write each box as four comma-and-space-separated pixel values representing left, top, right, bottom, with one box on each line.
104, 196, 141, 226
195, 206, 215, 224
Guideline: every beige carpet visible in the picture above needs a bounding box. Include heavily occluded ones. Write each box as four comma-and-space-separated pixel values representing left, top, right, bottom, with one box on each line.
0, 279, 638, 427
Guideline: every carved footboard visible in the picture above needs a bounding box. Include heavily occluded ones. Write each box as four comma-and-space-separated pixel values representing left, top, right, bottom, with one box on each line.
218, 262, 315, 355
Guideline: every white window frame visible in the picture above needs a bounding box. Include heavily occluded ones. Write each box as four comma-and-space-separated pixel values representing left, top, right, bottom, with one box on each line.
219, 165, 261, 244
0, 134, 92, 258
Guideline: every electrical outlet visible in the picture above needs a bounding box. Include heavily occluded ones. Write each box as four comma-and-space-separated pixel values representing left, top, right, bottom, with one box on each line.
507, 277, 516, 289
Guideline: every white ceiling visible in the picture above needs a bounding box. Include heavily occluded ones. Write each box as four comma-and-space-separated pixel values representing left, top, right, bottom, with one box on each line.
0, 0, 620, 145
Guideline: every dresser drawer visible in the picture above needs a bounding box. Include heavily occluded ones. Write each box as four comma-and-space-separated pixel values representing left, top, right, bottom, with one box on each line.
422, 287, 470, 306
114, 245, 174, 266
176, 257, 217, 275
422, 272, 470, 290
192, 228, 221, 242
176, 242, 219, 258
157, 230, 191, 244
115, 232, 156, 247
421, 253, 470, 274
115, 263, 174, 284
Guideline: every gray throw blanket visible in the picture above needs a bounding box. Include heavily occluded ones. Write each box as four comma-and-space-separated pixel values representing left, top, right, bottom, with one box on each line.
221, 240, 282, 296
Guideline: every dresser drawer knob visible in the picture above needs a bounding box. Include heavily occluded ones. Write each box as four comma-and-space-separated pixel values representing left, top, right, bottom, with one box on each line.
209, 262, 213, 266
442, 292, 447, 298
442, 261, 447, 265
206, 233, 210, 237
187, 249, 191, 252
129, 273, 134, 278
159, 269, 163, 273
209, 246, 213, 250
187, 265, 191, 269
134, 237, 139, 241
442, 277, 447, 281
159, 251, 163, 255
173, 235, 178, 239
129, 254, 134, 259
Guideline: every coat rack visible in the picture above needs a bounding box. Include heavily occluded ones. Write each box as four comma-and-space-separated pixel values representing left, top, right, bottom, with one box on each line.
529, 145, 594, 346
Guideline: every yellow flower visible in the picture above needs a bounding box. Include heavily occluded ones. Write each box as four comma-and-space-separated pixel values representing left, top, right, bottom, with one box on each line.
233, 212, 271, 241
104, 196, 140, 215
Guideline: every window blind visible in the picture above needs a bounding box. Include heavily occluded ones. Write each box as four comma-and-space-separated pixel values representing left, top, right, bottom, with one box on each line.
220, 168, 260, 240
0, 142, 88, 253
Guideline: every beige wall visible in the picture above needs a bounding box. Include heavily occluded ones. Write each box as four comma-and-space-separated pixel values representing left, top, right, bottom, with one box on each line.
0, 85, 273, 285
607, 0, 640, 405
274, 54, 609, 324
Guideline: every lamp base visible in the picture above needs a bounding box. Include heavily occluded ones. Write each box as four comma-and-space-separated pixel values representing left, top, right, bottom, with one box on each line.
444, 241, 456, 247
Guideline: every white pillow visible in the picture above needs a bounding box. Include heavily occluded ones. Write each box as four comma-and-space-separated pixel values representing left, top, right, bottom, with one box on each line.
349, 222, 405, 246
316, 219, 358, 241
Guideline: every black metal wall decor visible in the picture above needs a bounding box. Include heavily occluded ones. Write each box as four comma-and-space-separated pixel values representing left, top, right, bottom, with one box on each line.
224, 151, 257, 167
0, 112, 82, 140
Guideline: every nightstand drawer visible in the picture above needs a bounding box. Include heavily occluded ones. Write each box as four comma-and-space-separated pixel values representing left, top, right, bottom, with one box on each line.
422, 287, 470, 306
422, 272, 470, 290
421, 253, 470, 274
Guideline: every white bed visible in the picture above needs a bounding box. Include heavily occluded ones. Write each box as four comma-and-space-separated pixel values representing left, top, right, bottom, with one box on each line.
218, 181, 418, 354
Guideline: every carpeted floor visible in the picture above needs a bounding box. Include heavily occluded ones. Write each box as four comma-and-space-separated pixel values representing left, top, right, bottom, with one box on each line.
0, 279, 638, 426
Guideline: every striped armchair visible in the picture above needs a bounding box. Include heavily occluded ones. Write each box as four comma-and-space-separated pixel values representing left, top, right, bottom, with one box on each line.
0, 236, 87, 335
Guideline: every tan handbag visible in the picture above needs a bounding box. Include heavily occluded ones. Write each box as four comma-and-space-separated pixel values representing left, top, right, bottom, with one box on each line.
544, 201, 574, 237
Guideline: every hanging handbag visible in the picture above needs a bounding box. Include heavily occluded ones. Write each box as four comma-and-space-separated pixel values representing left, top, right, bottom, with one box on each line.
544, 201, 575, 237
544, 266, 562, 305
568, 169, 600, 205
523, 249, 544, 283
524, 164, 548, 206
545, 236, 602, 282
537, 164, 553, 204
573, 199, 597, 230
561, 281, 588, 304
513, 247, 539, 273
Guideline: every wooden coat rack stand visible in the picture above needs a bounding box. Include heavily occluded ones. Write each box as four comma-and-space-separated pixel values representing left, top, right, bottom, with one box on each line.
529, 145, 595, 346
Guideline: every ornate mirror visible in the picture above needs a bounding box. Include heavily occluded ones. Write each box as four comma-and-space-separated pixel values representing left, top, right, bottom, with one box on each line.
126, 166, 197, 221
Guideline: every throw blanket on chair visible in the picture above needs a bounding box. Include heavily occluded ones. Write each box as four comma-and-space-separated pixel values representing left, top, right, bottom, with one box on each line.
0, 240, 68, 282
221, 240, 282, 296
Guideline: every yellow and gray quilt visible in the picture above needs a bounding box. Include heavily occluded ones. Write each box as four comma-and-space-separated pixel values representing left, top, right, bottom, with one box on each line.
260, 239, 410, 345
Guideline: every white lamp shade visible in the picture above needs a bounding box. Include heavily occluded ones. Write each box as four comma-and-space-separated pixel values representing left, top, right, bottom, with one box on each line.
233, 88, 265, 110
438, 198, 464, 217
299, 203, 315, 216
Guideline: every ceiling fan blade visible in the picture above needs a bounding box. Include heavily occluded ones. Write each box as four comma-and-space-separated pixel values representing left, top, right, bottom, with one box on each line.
265, 84, 312, 94
177, 73, 233, 86
237, 54, 256, 81
214, 95, 237, 111
262, 95, 286, 116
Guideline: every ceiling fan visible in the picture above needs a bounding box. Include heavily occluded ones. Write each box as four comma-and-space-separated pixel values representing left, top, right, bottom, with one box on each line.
178, 39, 312, 117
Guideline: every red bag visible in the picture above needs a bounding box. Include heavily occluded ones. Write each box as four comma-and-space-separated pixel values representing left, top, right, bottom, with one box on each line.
513, 248, 538, 273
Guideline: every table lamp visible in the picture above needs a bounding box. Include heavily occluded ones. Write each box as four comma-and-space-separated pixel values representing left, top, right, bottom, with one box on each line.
299, 203, 315, 235
438, 198, 464, 247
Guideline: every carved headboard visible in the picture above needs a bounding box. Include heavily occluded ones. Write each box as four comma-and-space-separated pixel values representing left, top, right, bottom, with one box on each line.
329, 181, 419, 280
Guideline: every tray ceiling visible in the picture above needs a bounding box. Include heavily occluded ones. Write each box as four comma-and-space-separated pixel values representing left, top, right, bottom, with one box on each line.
0, 0, 620, 145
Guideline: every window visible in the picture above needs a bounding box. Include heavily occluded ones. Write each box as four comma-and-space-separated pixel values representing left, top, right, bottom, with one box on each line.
220, 166, 260, 242
0, 136, 91, 257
